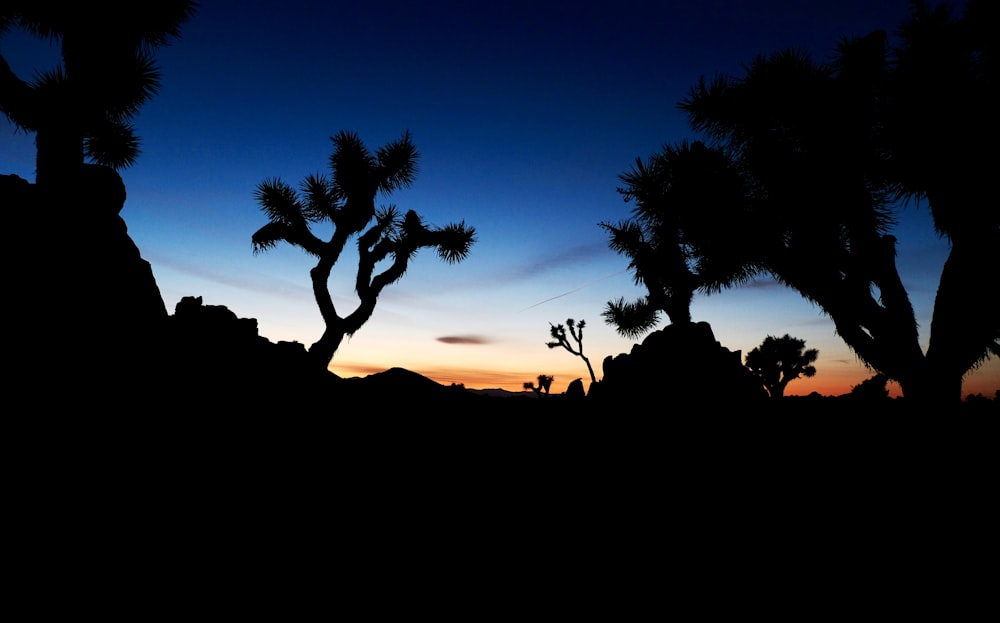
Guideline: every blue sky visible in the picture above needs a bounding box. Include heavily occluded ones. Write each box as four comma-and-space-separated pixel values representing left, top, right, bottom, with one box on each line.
3, 0, 997, 395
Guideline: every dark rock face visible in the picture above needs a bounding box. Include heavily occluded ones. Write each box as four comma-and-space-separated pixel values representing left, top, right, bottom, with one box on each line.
4, 168, 167, 324
566, 378, 586, 399
6, 168, 168, 392
597, 321, 768, 407
79, 165, 168, 325
159, 295, 340, 407
172, 295, 260, 345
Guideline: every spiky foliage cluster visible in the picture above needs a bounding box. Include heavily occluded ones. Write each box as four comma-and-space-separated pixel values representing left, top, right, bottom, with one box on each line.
0, 1, 198, 173
602, 140, 761, 337
252, 130, 476, 368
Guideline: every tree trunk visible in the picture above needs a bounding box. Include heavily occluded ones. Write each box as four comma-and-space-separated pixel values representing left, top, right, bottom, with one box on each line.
308, 327, 345, 371
581, 355, 597, 385
35, 125, 85, 191
307, 255, 343, 369
771, 382, 787, 400
917, 229, 1000, 406
897, 370, 961, 408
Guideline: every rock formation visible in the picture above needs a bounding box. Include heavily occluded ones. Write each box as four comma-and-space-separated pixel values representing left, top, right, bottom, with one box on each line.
5, 167, 168, 397
596, 321, 768, 408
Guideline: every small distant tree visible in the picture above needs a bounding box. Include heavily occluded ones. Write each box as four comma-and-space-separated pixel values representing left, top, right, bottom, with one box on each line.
546, 318, 597, 384
745, 334, 818, 400
252, 130, 476, 369
524, 374, 553, 397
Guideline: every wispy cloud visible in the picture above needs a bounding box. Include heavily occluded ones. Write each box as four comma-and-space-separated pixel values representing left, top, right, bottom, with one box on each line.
437, 335, 492, 345
148, 252, 311, 299
494, 241, 612, 284
400, 239, 618, 302
829, 358, 858, 366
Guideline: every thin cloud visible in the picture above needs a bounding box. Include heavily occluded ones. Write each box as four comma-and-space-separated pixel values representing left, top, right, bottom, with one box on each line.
427, 239, 618, 298
148, 252, 312, 299
500, 241, 611, 283
437, 335, 492, 345
829, 359, 858, 366
517, 270, 625, 312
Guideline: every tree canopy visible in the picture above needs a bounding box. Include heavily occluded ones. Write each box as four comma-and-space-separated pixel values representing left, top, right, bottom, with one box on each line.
604, 0, 996, 404
252, 130, 477, 369
601, 140, 761, 337
745, 334, 819, 400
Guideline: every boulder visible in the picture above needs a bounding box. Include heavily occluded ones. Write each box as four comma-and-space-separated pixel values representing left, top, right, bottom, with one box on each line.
596, 321, 768, 407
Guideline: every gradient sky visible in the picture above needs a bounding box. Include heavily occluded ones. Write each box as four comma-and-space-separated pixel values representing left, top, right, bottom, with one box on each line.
3, 0, 997, 397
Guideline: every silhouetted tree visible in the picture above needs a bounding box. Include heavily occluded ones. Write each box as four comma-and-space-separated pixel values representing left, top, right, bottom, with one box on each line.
0, 1, 198, 187
879, 0, 999, 402
524, 374, 553, 397
546, 318, 597, 384
744, 334, 818, 400
676, 0, 997, 405
849, 373, 891, 401
601, 140, 761, 338
252, 131, 476, 369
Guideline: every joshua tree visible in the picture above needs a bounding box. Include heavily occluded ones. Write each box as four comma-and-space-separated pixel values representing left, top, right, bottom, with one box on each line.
524, 374, 554, 397
878, 0, 999, 402
546, 318, 597, 384
252, 130, 476, 369
601, 140, 762, 338
745, 334, 818, 400
676, 0, 998, 404
0, 1, 198, 188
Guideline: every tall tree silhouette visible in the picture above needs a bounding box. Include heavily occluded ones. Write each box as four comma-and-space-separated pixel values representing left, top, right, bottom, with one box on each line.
677, 0, 997, 404
546, 318, 597, 384
880, 0, 999, 402
744, 334, 818, 400
601, 140, 762, 337
0, 1, 198, 187
252, 131, 476, 369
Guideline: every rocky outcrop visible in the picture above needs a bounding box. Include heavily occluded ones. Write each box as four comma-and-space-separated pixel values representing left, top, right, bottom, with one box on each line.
157, 295, 339, 407
5, 167, 168, 394
566, 378, 586, 399
77, 164, 168, 325
595, 321, 768, 407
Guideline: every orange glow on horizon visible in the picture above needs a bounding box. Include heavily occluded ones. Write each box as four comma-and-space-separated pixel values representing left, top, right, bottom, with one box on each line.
330, 357, 999, 399
331, 361, 558, 393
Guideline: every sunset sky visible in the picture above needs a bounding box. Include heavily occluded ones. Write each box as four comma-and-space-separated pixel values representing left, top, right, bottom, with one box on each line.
3, 0, 997, 397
